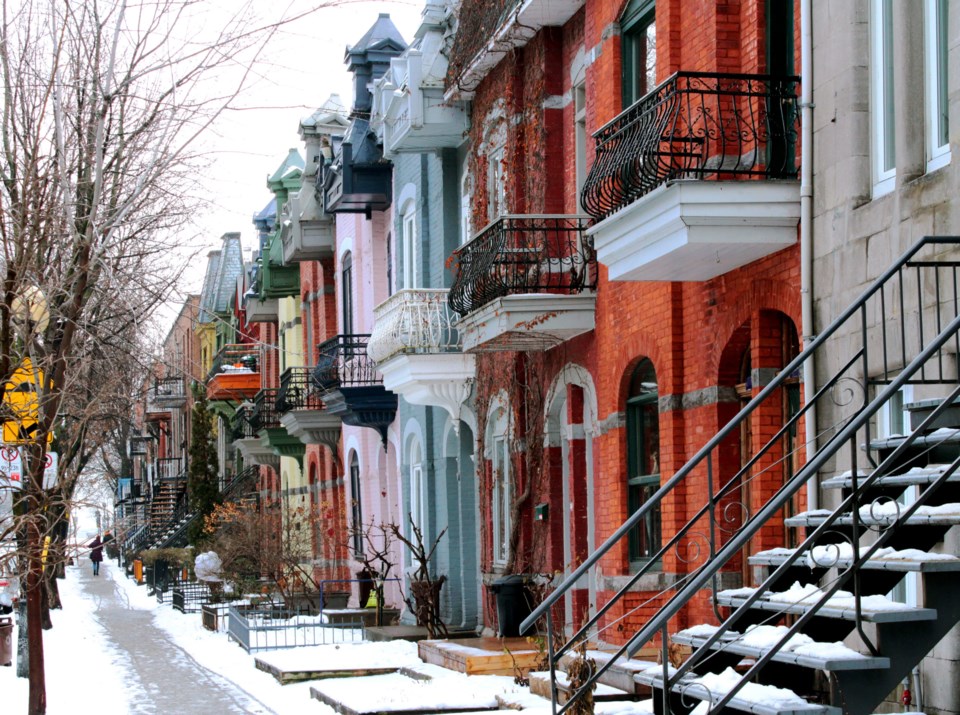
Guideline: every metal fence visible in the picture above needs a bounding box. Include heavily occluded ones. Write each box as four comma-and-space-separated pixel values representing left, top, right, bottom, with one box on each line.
227, 604, 364, 653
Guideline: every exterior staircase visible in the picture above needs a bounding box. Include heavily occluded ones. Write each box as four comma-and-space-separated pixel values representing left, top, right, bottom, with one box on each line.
523, 236, 960, 715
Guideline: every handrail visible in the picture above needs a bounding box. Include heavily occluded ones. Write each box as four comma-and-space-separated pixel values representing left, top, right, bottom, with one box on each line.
521, 236, 960, 714
521, 236, 960, 638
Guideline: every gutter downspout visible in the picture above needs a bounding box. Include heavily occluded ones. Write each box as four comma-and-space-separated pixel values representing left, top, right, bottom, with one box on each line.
801, 0, 817, 510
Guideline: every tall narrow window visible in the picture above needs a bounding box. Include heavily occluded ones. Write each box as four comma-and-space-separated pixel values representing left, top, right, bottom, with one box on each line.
626, 358, 661, 568
872, 0, 896, 195
926, 0, 950, 171
341, 252, 354, 336
492, 434, 511, 566
402, 209, 418, 290
386, 231, 393, 296
488, 146, 506, 222
575, 83, 587, 213
409, 438, 424, 532
621, 0, 656, 107
350, 453, 363, 557
460, 173, 472, 245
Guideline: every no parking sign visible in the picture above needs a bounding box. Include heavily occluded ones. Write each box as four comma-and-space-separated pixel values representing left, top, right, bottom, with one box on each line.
0, 447, 22, 491
43, 452, 57, 490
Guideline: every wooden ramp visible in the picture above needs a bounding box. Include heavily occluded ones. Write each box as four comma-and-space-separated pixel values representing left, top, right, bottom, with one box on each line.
418, 637, 541, 676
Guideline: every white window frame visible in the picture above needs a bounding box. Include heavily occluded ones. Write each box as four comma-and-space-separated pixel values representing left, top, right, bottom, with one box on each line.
488, 146, 506, 222
871, 0, 896, 197
460, 172, 472, 245
925, 0, 950, 173
409, 438, 424, 532
491, 434, 511, 567
575, 83, 588, 213
402, 208, 418, 290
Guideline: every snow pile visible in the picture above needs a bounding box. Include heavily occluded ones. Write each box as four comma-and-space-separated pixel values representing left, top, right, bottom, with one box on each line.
717, 586, 758, 598
766, 582, 835, 604
763, 581, 915, 612
679, 624, 722, 638
194, 551, 223, 582
686, 667, 808, 715
859, 501, 960, 520
311, 671, 502, 712
740, 624, 814, 651
257, 640, 421, 671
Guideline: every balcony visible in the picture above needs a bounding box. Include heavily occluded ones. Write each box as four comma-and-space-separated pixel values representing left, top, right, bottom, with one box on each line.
251, 387, 304, 461
314, 335, 397, 446
375, 6, 469, 154
155, 457, 183, 482
146, 377, 187, 414
276, 367, 341, 452
244, 290, 279, 323
320, 133, 393, 216
260, 235, 300, 299
231, 404, 280, 470
448, 215, 596, 352
206, 344, 260, 402
279, 192, 335, 263
581, 72, 801, 282
368, 289, 475, 425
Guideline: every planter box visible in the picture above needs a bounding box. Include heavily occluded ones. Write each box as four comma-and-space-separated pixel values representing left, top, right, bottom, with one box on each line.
202, 602, 233, 632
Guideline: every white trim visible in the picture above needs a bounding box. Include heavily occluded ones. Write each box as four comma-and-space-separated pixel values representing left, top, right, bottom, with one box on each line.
871, 0, 896, 197
402, 208, 418, 290
925, 0, 951, 173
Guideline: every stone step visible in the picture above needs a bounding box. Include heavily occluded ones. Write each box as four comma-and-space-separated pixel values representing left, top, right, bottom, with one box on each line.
784, 504, 960, 528
717, 587, 937, 623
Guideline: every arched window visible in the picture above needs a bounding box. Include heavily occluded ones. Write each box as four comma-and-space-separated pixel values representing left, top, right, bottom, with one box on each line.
402, 206, 418, 290
626, 358, 660, 568
408, 437, 424, 532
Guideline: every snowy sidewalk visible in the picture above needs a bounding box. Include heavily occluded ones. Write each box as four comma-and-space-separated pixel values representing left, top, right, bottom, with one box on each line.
78, 561, 276, 714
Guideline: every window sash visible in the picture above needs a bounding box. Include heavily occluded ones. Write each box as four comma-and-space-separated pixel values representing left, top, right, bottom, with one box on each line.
491, 436, 510, 566
926, 0, 950, 171
871, 0, 896, 194
350, 458, 363, 557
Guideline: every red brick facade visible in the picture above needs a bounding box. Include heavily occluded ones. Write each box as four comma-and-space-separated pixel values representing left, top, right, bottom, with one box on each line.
458, 0, 805, 642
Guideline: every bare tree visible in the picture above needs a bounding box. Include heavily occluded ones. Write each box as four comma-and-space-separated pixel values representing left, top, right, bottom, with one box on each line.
0, 1, 332, 711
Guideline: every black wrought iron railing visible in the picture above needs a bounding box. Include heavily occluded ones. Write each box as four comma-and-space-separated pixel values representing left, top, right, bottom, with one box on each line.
148, 376, 186, 403
250, 388, 282, 431
206, 344, 260, 381
312, 335, 381, 392
155, 457, 182, 481
447, 215, 595, 318
231, 405, 256, 440
221, 465, 260, 504
581, 71, 800, 221
522, 236, 960, 714
277, 367, 326, 413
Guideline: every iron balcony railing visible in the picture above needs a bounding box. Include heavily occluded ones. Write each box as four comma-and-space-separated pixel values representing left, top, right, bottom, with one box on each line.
147, 376, 186, 407
581, 71, 801, 221
312, 334, 381, 393
447, 215, 595, 318
250, 388, 282, 432
155, 457, 182, 482
522, 236, 960, 715
128, 435, 149, 456
231, 405, 257, 440
206, 344, 260, 381
368, 289, 462, 364
276, 367, 326, 413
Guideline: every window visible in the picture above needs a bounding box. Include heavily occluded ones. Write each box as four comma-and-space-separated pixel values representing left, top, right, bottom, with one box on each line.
350, 453, 363, 557
341, 252, 354, 336
402, 209, 418, 290
926, 0, 950, 171
575, 83, 587, 212
491, 434, 511, 566
871, 0, 896, 195
460, 172, 472, 245
622, 0, 656, 107
386, 231, 393, 296
626, 358, 661, 568
409, 438, 424, 532
488, 146, 506, 222
303, 294, 313, 365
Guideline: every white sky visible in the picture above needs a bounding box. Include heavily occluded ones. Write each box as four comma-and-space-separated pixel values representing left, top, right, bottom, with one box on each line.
164, 0, 424, 314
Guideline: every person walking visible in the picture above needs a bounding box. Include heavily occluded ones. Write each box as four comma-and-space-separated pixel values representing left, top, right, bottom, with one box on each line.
89, 535, 103, 576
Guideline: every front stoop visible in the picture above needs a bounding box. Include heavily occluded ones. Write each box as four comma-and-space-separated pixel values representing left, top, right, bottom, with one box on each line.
418, 637, 541, 676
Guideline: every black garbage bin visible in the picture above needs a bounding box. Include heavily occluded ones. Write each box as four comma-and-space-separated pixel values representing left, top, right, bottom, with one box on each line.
490, 575, 532, 637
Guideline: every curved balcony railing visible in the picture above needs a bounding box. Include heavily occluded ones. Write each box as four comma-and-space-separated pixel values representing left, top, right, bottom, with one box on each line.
447, 215, 595, 318
368, 289, 462, 364
312, 334, 380, 393
276, 367, 325, 413
581, 71, 801, 221
206, 344, 259, 381
249, 388, 281, 432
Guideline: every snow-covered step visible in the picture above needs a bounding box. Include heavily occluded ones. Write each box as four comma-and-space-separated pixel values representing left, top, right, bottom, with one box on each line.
309, 670, 501, 714
717, 584, 937, 623
558, 650, 657, 695
821, 464, 953, 490
672, 624, 890, 671
632, 664, 839, 715
784, 502, 960, 527
750, 545, 960, 572
528, 669, 634, 703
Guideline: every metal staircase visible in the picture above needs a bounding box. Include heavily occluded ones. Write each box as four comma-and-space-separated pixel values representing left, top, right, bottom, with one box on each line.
521, 236, 960, 715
